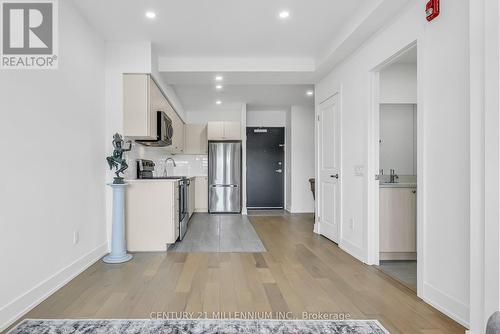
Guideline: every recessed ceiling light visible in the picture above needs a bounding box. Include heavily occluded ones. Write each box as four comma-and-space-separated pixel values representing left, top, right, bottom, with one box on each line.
216, 100, 222, 105
279, 11, 290, 19
215, 75, 223, 81
216, 85, 223, 90
145, 11, 156, 19
306, 90, 314, 96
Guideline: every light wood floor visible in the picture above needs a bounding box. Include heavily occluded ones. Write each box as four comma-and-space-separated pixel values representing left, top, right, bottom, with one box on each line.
6, 214, 465, 333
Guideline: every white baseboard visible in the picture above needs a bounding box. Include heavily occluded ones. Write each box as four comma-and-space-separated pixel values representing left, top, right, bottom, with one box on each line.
379, 252, 417, 261
339, 238, 367, 263
313, 222, 320, 234
0, 243, 108, 332
423, 282, 470, 329
288, 209, 315, 214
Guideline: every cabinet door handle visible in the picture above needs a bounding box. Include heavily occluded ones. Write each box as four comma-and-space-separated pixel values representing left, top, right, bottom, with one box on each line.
330, 174, 339, 179
412, 190, 416, 194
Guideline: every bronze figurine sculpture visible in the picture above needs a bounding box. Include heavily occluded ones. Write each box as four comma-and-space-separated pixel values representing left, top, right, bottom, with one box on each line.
106, 133, 132, 184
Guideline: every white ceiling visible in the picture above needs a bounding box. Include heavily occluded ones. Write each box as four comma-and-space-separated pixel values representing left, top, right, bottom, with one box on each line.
172, 84, 314, 112
74, 0, 365, 58
74, 0, 411, 113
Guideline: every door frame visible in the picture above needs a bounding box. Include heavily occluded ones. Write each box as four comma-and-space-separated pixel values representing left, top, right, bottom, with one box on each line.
315, 90, 342, 244
366, 40, 425, 297
245, 126, 285, 210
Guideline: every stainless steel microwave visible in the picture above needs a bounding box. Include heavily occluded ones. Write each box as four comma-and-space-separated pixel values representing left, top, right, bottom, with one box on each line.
136, 111, 173, 147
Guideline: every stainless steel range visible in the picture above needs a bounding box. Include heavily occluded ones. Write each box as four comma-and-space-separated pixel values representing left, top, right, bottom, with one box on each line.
136, 159, 190, 240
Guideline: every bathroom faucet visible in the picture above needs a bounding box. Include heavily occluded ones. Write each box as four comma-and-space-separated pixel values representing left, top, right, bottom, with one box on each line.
162, 157, 177, 176
390, 169, 399, 183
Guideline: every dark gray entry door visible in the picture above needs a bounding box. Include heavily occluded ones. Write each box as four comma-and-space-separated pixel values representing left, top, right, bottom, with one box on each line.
246, 127, 285, 209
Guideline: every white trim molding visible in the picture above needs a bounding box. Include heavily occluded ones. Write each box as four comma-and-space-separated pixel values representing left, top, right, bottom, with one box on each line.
423, 283, 470, 329
340, 238, 366, 264
469, 0, 500, 332
0, 243, 108, 332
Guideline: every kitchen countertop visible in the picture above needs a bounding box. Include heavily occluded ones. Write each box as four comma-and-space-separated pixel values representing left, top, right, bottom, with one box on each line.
380, 182, 417, 188
126, 176, 204, 183
126, 179, 180, 183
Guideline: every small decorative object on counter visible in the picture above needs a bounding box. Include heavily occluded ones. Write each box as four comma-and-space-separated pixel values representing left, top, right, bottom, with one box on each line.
106, 133, 132, 184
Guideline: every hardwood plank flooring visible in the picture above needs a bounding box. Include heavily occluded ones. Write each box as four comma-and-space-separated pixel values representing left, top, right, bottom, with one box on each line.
4, 213, 465, 334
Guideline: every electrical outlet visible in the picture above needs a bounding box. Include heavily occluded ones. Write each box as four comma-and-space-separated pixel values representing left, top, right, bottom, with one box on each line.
73, 231, 79, 244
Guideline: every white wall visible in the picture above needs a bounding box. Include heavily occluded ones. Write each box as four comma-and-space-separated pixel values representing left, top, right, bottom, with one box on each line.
379, 63, 417, 104
379, 104, 417, 175
316, 0, 469, 327
0, 0, 106, 330
289, 106, 315, 213
246, 109, 286, 127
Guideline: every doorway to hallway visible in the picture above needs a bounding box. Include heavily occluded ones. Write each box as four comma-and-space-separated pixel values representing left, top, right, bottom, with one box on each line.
246, 127, 285, 210
370, 43, 420, 294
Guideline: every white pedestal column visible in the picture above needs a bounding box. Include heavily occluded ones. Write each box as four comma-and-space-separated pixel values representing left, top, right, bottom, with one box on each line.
103, 183, 133, 264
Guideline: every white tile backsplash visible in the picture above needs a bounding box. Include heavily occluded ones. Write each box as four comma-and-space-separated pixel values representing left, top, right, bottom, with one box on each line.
124, 143, 208, 179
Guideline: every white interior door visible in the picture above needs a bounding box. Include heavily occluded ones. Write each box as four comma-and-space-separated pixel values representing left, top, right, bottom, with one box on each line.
319, 95, 341, 243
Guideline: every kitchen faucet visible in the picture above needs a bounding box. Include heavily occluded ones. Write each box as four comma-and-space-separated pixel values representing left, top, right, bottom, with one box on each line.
390, 169, 399, 183
162, 157, 177, 176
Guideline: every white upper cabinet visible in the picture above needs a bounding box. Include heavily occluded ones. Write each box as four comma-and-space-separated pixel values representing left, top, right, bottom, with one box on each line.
123, 73, 185, 152
185, 124, 208, 154
223, 122, 241, 140
207, 121, 224, 140
207, 121, 241, 140
123, 74, 157, 140
172, 114, 185, 154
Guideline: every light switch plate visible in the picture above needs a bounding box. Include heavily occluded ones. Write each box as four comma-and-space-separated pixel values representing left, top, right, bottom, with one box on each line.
354, 165, 364, 176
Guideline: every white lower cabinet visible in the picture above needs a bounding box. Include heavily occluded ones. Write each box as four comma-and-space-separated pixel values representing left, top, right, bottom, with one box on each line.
126, 180, 179, 251
195, 176, 208, 212
379, 187, 417, 260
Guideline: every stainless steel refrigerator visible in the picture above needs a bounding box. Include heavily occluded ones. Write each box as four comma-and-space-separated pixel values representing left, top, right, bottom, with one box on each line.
208, 141, 242, 213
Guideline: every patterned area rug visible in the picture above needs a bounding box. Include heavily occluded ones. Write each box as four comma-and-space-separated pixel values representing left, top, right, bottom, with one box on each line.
9, 319, 389, 334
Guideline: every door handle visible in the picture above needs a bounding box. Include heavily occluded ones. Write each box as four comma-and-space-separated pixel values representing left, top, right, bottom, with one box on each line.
275, 169, 283, 173
330, 174, 339, 179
